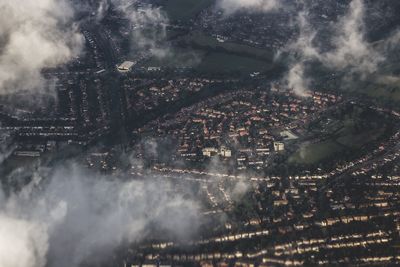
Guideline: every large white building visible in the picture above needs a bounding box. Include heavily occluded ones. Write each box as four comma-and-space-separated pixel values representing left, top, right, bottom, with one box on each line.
274, 142, 285, 152
202, 146, 232, 158
117, 61, 135, 73
220, 146, 232, 158
202, 147, 219, 157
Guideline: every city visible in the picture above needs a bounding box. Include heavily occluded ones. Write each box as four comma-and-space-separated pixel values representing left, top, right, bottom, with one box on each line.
0, 1, 400, 267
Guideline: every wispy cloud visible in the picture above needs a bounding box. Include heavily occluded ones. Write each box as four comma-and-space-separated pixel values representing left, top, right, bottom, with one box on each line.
96, 0, 170, 58
0, 0, 83, 95
216, 0, 281, 15
283, 0, 386, 95
286, 62, 310, 97
0, 164, 200, 267
323, 0, 384, 74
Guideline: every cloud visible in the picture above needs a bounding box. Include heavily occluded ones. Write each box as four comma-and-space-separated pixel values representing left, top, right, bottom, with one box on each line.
288, 11, 320, 59
0, 214, 49, 267
381, 29, 400, 53
0, 164, 200, 267
282, 11, 316, 96
283, 0, 385, 95
0, 0, 83, 95
96, 0, 170, 58
323, 0, 384, 74
96, 0, 111, 22
217, 0, 281, 15
286, 62, 310, 97
126, 5, 170, 58
0, 131, 15, 164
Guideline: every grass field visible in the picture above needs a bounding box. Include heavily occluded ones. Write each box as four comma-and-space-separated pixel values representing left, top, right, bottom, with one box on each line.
142, 37, 276, 74
197, 52, 274, 73
143, 48, 205, 68
335, 120, 385, 148
142, 31, 278, 74
341, 74, 400, 102
289, 130, 385, 166
183, 32, 275, 61
365, 85, 400, 102
162, 0, 215, 22
289, 141, 344, 165
289, 106, 389, 165
143, 50, 275, 74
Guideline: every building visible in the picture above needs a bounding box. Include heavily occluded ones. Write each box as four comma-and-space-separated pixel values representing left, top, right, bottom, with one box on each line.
147, 66, 161, 71
274, 142, 285, 152
280, 130, 299, 140
220, 146, 232, 158
14, 150, 41, 157
117, 61, 135, 72
203, 147, 219, 157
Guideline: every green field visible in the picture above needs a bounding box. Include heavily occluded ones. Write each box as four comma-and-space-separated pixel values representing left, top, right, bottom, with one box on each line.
289, 141, 344, 165
289, 106, 390, 165
352, 75, 400, 102
197, 52, 274, 73
290, 127, 385, 165
335, 120, 385, 148
162, 0, 215, 22
365, 84, 400, 102
289, 125, 385, 165
143, 48, 205, 68
183, 32, 275, 61
143, 50, 275, 74
142, 31, 278, 75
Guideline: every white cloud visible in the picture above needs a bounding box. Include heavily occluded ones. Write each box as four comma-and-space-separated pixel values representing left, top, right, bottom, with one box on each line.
289, 11, 320, 59
286, 62, 310, 97
0, 164, 200, 267
283, 0, 385, 95
127, 5, 170, 58
0, 0, 83, 95
97, 0, 170, 58
217, 0, 281, 15
323, 0, 384, 74
0, 215, 48, 267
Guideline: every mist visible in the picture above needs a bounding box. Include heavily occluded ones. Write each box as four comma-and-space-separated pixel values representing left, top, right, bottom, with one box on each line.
0, 164, 200, 267
0, 0, 83, 95
95, 0, 171, 58
216, 0, 281, 15
282, 0, 398, 96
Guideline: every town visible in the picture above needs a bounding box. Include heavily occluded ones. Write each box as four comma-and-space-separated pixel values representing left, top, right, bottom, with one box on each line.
1, 1, 400, 267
